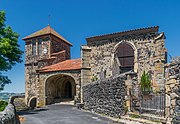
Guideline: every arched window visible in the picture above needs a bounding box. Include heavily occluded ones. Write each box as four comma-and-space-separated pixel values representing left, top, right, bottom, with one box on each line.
117, 42, 134, 73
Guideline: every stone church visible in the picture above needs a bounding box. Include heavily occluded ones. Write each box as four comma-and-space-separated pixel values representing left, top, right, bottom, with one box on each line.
22, 25, 167, 108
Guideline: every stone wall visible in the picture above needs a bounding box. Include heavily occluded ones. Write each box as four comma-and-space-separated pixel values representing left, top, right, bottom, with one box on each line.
83, 74, 127, 117
86, 27, 166, 92
51, 35, 71, 59
0, 104, 18, 124
0, 96, 24, 124
165, 57, 180, 124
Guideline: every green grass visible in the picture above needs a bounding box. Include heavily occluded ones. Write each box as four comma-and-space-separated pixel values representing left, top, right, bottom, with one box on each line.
0, 100, 8, 111
151, 119, 161, 123
129, 114, 141, 118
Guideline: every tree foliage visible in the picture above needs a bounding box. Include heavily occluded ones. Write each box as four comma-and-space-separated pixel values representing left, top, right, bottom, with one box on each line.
0, 11, 23, 91
140, 71, 152, 94
0, 100, 8, 111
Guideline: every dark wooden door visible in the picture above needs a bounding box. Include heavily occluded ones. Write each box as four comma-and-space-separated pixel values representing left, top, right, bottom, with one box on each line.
117, 42, 134, 73
64, 81, 72, 98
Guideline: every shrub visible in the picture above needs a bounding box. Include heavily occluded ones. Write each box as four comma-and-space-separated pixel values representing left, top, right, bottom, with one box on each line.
0, 100, 8, 111
140, 71, 152, 94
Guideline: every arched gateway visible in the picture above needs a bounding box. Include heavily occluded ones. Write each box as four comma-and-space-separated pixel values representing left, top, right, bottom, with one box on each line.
45, 74, 76, 105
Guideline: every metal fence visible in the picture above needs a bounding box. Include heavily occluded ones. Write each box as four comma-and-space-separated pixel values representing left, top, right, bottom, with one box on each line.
140, 93, 165, 117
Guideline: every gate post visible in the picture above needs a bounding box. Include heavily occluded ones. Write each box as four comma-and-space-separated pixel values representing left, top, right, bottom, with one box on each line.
125, 72, 137, 112
81, 46, 92, 103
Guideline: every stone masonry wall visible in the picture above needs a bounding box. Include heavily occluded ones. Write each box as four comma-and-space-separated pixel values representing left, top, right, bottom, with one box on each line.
51, 35, 71, 59
0, 96, 24, 124
165, 57, 180, 124
83, 74, 127, 117
89, 42, 116, 79
0, 104, 18, 124
87, 32, 166, 92
25, 35, 51, 104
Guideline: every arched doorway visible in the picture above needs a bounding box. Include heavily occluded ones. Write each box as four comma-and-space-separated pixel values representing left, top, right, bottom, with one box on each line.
45, 74, 76, 105
116, 42, 134, 73
64, 81, 72, 99
28, 97, 37, 109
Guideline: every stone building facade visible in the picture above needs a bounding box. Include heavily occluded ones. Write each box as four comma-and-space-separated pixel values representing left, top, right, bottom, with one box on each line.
23, 26, 167, 110
23, 26, 81, 107
81, 26, 167, 93
81, 26, 168, 119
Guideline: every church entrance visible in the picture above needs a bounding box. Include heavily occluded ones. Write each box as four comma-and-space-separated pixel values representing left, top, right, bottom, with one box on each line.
64, 81, 72, 99
45, 74, 76, 105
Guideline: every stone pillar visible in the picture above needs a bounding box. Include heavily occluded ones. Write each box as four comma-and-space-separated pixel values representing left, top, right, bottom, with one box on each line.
125, 76, 132, 112
81, 45, 91, 103
36, 74, 46, 107
125, 72, 137, 112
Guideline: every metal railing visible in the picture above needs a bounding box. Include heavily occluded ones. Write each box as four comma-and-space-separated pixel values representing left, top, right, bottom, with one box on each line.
140, 92, 165, 117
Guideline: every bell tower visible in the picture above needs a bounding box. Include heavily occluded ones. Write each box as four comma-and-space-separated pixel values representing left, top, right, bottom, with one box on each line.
22, 25, 72, 104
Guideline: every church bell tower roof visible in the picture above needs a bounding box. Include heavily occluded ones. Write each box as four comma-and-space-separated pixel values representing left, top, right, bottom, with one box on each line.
22, 25, 72, 46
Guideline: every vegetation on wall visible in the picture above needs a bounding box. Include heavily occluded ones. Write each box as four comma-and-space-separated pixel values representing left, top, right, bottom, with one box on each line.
140, 71, 152, 94
91, 75, 98, 82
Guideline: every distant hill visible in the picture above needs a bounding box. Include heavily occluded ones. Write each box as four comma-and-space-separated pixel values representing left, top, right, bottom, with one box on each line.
0, 92, 25, 101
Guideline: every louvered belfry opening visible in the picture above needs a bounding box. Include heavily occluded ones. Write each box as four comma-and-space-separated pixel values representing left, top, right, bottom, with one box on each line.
117, 42, 134, 73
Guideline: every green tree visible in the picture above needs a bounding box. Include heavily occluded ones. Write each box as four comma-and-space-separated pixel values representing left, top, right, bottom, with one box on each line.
140, 71, 152, 94
0, 11, 23, 91
0, 100, 8, 111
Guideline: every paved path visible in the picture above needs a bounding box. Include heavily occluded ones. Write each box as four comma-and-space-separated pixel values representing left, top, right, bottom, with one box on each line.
18, 104, 121, 124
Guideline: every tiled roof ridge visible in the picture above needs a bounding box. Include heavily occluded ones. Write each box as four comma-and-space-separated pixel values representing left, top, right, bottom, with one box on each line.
22, 25, 72, 46
22, 26, 51, 40
86, 26, 159, 41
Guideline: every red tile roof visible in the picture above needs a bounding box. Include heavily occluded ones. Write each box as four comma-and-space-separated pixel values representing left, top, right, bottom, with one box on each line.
39, 58, 81, 73
86, 26, 159, 42
22, 25, 72, 46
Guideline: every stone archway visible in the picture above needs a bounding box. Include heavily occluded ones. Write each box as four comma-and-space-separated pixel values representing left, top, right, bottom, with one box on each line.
117, 42, 134, 73
112, 41, 137, 74
45, 74, 76, 105
28, 97, 37, 109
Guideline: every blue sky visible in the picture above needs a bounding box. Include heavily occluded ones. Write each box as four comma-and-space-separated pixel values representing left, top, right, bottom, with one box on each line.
1, 0, 180, 93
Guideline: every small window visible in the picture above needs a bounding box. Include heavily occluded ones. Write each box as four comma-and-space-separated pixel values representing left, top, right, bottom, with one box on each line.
38, 38, 42, 55
32, 39, 36, 55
